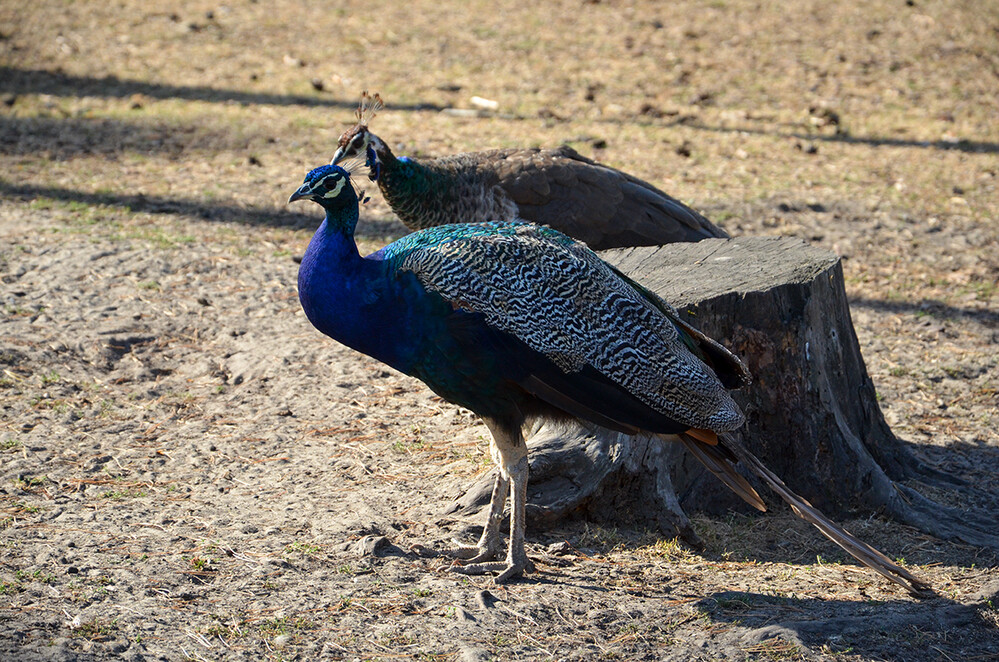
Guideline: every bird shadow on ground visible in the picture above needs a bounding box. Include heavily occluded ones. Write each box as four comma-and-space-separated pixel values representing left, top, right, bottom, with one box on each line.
0, 179, 407, 239
0, 66, 447, 112
693, 589, 999, 661
476, 562, 999, 659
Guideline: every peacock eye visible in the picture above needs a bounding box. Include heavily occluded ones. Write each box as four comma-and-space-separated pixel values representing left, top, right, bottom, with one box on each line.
323, 176, 340, 189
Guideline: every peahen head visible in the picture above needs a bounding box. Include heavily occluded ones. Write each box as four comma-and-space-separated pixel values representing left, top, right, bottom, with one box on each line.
288, 164, 358, 218
330, 91, 387, 181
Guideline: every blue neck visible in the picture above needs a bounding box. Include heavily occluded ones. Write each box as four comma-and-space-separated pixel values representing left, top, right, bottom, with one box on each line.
297, 210, 422, 373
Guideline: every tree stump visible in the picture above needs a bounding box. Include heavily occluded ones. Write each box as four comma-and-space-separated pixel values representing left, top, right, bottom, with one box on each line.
444, 237, 998, 550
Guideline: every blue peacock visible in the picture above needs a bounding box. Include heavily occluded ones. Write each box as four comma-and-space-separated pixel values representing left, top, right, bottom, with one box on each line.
289, 163, 928, 593
328, 92, 727, 250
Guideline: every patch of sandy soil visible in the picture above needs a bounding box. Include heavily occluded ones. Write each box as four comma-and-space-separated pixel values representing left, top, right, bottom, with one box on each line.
1, 0, 998, 660
2, 195, 998, 662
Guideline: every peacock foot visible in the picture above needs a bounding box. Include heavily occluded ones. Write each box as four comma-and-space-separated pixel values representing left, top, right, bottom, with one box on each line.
449, 553, 534, 583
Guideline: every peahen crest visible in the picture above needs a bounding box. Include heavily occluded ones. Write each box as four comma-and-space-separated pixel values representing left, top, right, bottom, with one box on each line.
355, 90, 383, 126
342, 90, 384, 181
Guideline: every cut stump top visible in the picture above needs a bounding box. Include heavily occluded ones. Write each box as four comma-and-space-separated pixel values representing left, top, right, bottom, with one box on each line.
600, 236, 840, 305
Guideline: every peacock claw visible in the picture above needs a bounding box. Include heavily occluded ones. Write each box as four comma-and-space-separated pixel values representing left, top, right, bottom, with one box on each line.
451, 544, 498, 562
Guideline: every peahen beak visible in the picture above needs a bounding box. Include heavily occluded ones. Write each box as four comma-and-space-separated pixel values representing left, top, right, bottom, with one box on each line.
329, 146, 347, 166
288, 183, 313, 204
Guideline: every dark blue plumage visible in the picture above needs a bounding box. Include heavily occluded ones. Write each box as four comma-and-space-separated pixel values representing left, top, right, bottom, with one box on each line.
289, 164, 929, 592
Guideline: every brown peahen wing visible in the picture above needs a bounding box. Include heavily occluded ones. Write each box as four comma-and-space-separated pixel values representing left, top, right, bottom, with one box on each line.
477, 145, 728, 250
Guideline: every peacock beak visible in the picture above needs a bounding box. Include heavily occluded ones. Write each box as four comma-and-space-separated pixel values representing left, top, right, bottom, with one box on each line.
288, 183, 313, 203
329, 146, 347, 166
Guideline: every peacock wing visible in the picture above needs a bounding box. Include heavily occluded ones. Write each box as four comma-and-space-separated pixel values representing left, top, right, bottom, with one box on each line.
385, 222, 745, 432
605, 264, 752, 390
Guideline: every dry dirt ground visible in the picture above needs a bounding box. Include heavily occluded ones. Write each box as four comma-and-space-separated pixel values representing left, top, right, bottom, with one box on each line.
2, 1, 998, 660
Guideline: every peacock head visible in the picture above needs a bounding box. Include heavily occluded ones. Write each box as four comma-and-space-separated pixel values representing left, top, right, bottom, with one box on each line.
288, 165, 358, 213
330, 91, 386, 181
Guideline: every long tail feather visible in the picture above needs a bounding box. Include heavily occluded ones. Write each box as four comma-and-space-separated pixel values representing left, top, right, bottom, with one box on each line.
678, 433, 767, 512
714, 432, 932, 596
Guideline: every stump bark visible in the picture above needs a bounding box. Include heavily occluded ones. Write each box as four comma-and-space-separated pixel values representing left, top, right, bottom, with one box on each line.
444, 237, 998, 550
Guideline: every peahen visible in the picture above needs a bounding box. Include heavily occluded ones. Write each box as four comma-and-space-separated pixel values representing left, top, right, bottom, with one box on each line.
328, 92, 727, 250
289, 163, 929, 594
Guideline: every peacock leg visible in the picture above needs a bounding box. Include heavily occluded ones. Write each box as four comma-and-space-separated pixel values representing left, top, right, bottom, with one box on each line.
452, 418, 532, 582
452, 472, 509, 561
494, 453, 530, 582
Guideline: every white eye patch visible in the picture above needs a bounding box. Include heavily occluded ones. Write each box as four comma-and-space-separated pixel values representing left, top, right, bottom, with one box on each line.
321, 177, 346, 198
